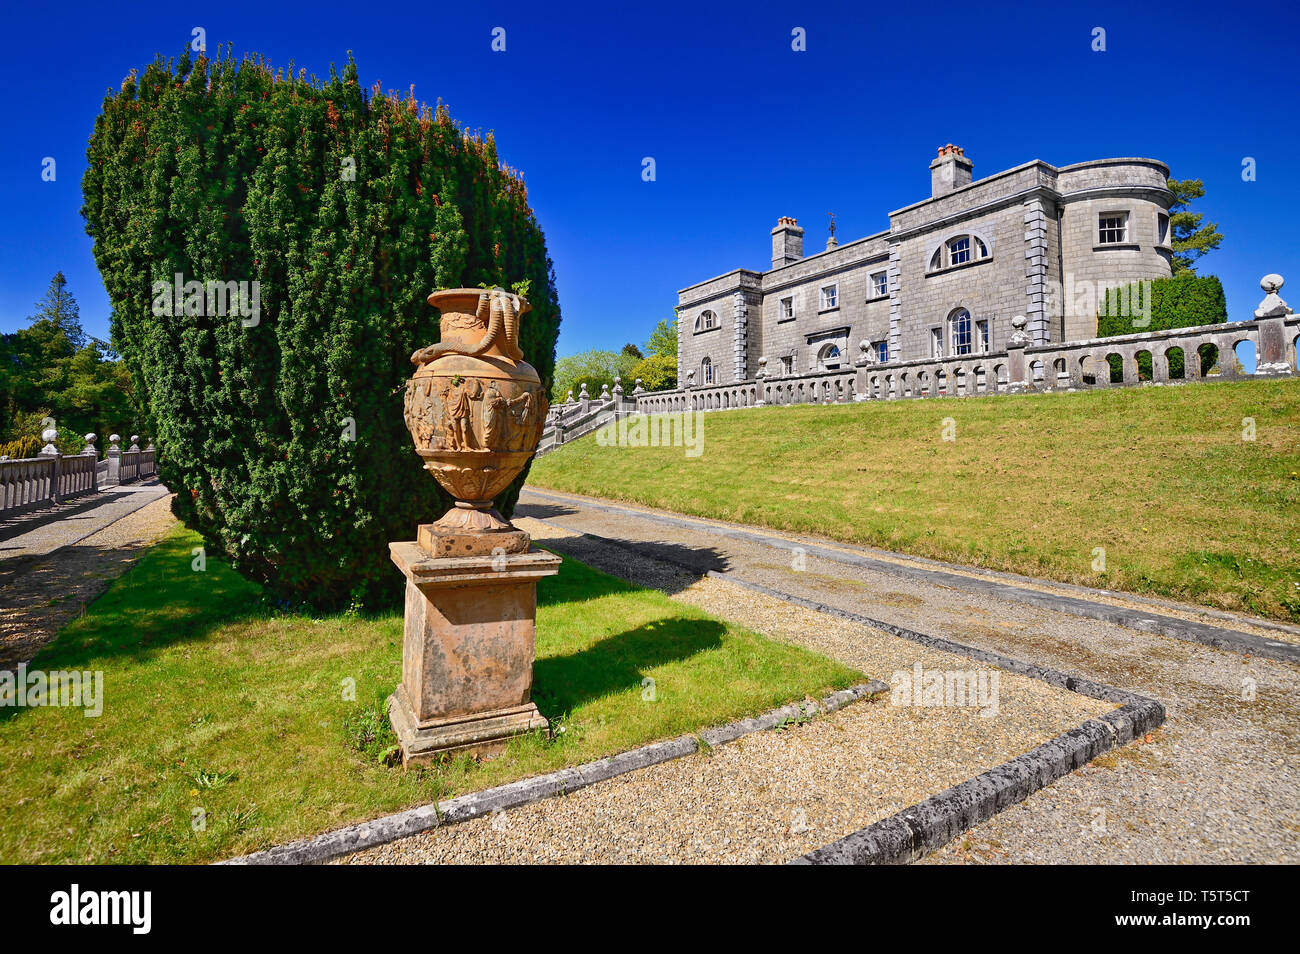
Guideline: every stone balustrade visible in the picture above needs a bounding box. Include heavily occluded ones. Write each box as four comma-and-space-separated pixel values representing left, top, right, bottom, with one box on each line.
0, 430, 158, 518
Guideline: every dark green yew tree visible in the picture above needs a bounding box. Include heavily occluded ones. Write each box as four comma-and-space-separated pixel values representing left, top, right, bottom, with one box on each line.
82, 49, 561, 609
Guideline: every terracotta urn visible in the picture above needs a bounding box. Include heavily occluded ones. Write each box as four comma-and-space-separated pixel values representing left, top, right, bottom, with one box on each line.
403, 288, 548, 540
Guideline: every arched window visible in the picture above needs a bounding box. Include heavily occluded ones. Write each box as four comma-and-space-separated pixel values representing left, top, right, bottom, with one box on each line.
694, 310, 718, 332
947, 308, 972, 356
701, 356, 714, 384
817, 343, 842, 371
929, 233, 992, 272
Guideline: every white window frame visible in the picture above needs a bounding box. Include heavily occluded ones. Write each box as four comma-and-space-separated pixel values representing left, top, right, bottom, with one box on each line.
875, 340, 889, 364
1098, 212, 1129, 245
819, 284, 838, 311
701, 356, 714, 384
948, 308, 973, 356
975, 318, 989, 353
931, 328, 944, 359
779, 296, 794, 320
870, 272, 888, 298
948, 236, 971, 266
781, 355, 795, 375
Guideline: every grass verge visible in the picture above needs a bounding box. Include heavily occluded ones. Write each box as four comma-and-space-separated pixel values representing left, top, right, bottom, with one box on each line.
0, 525, 860, 863
530, 378, 1300, 622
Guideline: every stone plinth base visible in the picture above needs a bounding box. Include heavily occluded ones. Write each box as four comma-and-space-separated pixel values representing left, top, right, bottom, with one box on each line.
388, 540, 560, 766
388, 685, 548, 762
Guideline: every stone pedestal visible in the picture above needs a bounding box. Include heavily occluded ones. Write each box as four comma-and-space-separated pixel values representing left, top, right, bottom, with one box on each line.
388, 540, 561, 765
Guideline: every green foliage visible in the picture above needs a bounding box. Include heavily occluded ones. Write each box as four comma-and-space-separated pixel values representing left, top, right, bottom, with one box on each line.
0, 273, 136, 445
1098, 275, 1228, 379
645, 317, 678, 359
342, 697, 401, 766
551, 349, 638, 402
0, 434, 40, 459
629, 352, 677, 392
621, 342, 644, 360
81, 49, 562, 609
628, 316, 678, 391
1167, 178, 1223, 276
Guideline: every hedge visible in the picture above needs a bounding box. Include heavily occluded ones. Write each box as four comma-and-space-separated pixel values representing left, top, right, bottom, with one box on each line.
81, 49, 561, 609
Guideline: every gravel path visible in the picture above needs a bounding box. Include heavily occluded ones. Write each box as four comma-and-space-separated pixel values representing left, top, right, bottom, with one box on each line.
341, 518, 1113, 865
505, 489, 1299, 863
0, 491, 178, 672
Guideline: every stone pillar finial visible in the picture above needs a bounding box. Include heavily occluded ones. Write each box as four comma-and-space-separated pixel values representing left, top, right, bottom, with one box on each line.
599, 383, 611, 401
756, 356, 767, 379
39, 427, 59, 456
1255, 273, 1290, 318
108, 433, 122, 453
82, 433, 98, 456
1007, 314, 1032, 348
1254, 273, 1295, 376
129, 434, 141, 452
632, 378, 644, 395
578, 382, 589, 401
565, 389, 574, 404
684, 369, 695, 388
612, 374, 623, 398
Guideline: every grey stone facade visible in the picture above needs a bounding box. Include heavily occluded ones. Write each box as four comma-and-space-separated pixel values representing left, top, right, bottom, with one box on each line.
678, 147, 1174, 384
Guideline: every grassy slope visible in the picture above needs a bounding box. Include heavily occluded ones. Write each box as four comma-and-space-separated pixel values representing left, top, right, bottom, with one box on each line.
0, 527, 859, 864
530, 378, 1300, 622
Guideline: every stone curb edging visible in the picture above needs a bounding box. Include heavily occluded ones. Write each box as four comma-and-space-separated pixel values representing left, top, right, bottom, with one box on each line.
219, 679, 889, 865
789, 699, 1164, 864
696, 572, 1170, 864
523, 489, 1300, 664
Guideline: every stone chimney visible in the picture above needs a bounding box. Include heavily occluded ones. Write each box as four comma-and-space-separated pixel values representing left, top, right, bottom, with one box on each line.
771, 216, 804, 268
929, 144, 973, 197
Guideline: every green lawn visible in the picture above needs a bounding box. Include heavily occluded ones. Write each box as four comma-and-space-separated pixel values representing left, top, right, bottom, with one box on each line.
530, 378, 1300, 622
0, 526, 860, 864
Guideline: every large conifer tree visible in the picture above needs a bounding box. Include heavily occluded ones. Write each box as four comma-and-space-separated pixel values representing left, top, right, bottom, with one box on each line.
82, 50, 561, 609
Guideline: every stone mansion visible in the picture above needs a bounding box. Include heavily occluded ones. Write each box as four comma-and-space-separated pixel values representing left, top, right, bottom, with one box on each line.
676, 146, 1175, 386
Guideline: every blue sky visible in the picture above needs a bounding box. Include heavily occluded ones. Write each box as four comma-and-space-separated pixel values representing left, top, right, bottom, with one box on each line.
2, 0, 1298, 358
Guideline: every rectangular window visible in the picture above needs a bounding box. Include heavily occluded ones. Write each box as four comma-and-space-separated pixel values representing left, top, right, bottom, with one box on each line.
779, 297, 794, 320
875, 341, 889, 363
931, 328, 944, 359
976, 319, 989, 352
1098, 213, 1128, 244
781, 355, 794, 375
871, 272, 888, 297
948, 237, 971, 266
1157, 213, 1170, 246
820, 284, 838, 310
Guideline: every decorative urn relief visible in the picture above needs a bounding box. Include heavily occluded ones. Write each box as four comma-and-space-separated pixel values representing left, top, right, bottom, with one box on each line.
403, 288, 549, 555
389, 285, 560, 766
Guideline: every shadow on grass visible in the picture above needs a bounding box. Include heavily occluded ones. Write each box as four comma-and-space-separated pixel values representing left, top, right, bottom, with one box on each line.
10, 531, 267, 677
532, 616, 726, 715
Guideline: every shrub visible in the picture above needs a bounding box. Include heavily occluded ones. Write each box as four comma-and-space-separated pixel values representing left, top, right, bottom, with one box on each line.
1098, 275, 1227, 378
81, 49, 561, 609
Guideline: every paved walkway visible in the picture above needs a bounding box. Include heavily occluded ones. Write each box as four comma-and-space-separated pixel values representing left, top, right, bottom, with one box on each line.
498, 488, 1298, 863
0, 480, 176, 672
